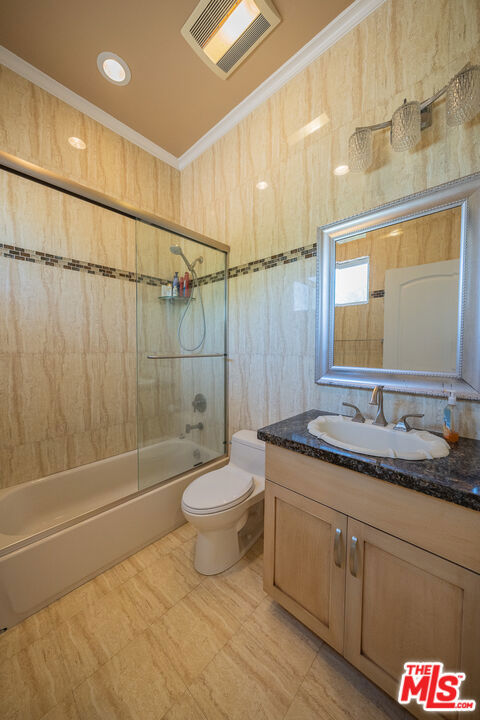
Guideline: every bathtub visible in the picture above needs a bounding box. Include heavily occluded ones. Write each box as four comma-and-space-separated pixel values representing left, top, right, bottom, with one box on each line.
0, 439, 227, 629
139, 438, 218, 489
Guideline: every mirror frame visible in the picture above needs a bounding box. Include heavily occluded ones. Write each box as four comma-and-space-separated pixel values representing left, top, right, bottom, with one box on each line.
315, 172, 480, 399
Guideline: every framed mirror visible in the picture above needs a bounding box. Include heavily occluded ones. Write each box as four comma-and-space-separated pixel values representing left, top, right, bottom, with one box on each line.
315, 173, 480, 398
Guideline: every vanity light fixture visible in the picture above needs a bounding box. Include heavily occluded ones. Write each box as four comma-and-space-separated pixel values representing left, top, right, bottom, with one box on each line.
181, 0, 281, 79
68, 136, 86, 150
97, 52, 131, 85
349, 127, 372, 172
333, 164, 350, 176
256, 180, 268, 189
348, 62, 480, 172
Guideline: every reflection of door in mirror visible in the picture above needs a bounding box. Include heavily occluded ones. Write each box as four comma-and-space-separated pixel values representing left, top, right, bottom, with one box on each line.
333, 206, 461, 370
383, 260, 459, 372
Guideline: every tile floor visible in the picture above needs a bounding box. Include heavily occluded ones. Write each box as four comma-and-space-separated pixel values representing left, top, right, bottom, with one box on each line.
0, 524, 411, 720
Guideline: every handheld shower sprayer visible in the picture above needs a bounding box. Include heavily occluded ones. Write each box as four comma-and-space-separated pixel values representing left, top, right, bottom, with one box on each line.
169, 245, 206, 352
169, 245, 203, 273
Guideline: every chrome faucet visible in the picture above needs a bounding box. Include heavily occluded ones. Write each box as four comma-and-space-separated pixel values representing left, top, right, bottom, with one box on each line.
185, 422, 203, 433
369, 385, 388, 426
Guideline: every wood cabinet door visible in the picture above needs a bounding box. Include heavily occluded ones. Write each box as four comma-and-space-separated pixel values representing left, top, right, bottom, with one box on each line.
344, 518, 480, 719
264, 480, 347, 652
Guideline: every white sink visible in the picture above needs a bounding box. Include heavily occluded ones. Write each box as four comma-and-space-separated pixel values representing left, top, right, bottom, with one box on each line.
307, 415, 450, 460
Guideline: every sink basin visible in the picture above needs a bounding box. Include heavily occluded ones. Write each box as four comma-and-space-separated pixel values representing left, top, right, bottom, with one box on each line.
307, 415, 450, 460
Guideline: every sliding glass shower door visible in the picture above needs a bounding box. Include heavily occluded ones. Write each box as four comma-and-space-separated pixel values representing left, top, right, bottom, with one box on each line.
136, 220, 227, 491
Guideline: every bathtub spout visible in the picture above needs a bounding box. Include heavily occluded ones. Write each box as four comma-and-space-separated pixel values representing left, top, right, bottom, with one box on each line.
185, 422, 203, 433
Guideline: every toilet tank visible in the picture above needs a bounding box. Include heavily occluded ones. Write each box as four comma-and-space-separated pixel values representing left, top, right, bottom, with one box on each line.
230, 430, 265, 477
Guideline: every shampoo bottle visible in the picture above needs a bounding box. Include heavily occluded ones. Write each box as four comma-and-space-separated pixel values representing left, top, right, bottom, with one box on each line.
172, 271, 180, 297
184, 271, 190, 297
443, 392, 459, 443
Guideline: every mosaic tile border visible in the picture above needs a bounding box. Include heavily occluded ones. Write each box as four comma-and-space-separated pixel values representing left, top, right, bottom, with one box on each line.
0, 243, 169, 287
228, 242, 317, 280
196, 243, 317, 286
0, 240, 319, 288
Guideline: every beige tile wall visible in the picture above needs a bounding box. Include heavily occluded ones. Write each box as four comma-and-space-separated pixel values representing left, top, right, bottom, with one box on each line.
180, 0, 480, 439
0, 171, 139, 487
0, 67, 181, 488
0, 66, 180, 221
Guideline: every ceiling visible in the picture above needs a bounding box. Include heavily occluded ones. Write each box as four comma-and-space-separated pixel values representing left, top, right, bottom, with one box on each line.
0, 0, 352, 157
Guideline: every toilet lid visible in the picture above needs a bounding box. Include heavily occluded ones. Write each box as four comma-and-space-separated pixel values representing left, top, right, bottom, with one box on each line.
182, 465, 254, 515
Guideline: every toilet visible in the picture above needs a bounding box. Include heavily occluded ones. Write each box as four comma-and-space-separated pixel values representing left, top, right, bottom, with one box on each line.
181, 430, 265, 575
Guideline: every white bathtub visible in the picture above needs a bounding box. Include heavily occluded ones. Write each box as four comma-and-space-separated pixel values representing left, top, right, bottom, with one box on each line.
139, 438, 218, 489
0, 440, 226, 629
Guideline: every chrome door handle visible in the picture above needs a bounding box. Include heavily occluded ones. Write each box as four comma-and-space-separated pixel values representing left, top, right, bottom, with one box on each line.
334, 528, 343, 567
349, 535, 359, 576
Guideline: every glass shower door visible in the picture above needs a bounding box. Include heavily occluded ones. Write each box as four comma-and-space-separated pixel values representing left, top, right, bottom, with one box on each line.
136, 220, 227, 491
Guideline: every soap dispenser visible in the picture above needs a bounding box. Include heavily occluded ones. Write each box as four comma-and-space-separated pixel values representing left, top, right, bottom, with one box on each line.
443, 392, 459, 443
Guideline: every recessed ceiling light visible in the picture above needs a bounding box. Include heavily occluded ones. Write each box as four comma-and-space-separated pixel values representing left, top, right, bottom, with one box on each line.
334, 165, 350, 176
97, 52, 131, 85
256, 181, 268, 190
68, 136, 86, 150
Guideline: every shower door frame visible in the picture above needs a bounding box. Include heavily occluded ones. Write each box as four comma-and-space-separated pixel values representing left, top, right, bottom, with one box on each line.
0, 149, 230, 511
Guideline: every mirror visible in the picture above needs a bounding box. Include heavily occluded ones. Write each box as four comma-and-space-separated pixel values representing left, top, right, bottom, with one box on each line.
316, 173, 480, 398
333, 207, 461, 372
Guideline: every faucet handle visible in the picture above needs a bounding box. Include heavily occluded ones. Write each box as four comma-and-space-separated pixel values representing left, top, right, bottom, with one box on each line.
342, 402, 365, 423
393, 413, 424, 432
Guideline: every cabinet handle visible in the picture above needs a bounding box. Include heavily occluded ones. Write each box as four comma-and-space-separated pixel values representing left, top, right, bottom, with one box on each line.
334, 528, 343, 567
349, 535, 359, 576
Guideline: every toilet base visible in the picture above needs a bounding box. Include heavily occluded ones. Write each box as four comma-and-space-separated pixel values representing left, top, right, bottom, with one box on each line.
190, 498, 264, 575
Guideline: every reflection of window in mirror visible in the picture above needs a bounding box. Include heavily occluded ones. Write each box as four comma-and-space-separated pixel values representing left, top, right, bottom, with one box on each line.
333, 206, 461, 371
335, 256, 369, 306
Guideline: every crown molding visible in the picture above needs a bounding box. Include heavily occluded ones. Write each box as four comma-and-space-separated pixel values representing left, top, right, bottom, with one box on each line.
0, 46, 179, 169
177, 0, 386, 169
0, 0, 385, 173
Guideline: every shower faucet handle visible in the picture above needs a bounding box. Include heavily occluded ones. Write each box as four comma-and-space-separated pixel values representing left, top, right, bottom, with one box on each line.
192, 393, 207, 413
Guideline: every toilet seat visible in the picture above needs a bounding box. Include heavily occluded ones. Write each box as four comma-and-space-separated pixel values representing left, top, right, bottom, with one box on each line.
182, 465, 254, 515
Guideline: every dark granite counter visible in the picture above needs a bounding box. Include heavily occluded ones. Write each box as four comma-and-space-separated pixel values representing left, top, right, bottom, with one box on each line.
257, 410, 480, 512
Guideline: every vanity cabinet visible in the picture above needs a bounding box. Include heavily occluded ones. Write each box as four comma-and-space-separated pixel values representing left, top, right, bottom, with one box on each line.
264, 482, 347, 651
344, 518, 480, 716
263, 444, 480, 719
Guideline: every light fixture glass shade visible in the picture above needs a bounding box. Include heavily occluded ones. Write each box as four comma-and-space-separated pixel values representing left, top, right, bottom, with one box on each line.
348, 128, 373, 172
391, 100, 421, 151
447, 64, 480, 126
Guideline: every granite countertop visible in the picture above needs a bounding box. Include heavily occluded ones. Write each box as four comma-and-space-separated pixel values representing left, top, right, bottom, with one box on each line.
257, 410, 480, 512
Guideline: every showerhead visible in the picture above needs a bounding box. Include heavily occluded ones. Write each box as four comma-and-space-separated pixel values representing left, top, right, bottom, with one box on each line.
170, 245, 203, 273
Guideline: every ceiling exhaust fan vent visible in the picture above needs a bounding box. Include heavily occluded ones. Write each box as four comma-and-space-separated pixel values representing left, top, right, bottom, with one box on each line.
190, 0, 238, 47
181, 0, 281, 79
216, 13, 270, 73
